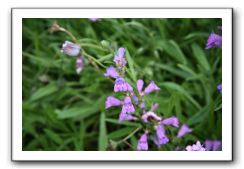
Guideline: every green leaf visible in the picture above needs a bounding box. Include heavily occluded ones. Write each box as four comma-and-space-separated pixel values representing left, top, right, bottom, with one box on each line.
99, 112, 108, 151
106, 118, 141, 127
108, 127, 135, 140
191, 43, 210, 71
187, 103, 214, 126
56, 106, 98, 119
162, 40, 187, 64
44, 129, 63, 145
30, 83, 59, 101
125, 49, 137, 82
161, 82, 201, 109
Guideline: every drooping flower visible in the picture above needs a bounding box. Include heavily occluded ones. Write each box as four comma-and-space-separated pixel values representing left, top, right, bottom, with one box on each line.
104, 66, 119, 79
105, 96, 122, 109
144, 81, 160, 94
119, 111, 136, 122
76, 56, 84, 74
137, 132, 148, 151
186, 141, 206, 151
142, 111, 161, 123
114, 77, 133, 92
114, 48, 127, 69
161, 116, 179, 128
206, 32, 222, 49
61, 41, 80, 56
122, 96, 135, 114
217, 83, 222, 93
177, 123, 192, 138
151, 103, 159, 112
156, 124, 169, 145
204, 140, 222, 151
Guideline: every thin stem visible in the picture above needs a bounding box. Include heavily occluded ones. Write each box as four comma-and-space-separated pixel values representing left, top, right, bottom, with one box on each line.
118, 126, 141, 144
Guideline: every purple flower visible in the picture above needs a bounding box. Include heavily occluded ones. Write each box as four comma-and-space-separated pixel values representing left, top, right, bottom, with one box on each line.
204, 140, 222, 151
217, 83, 222, 93
104, 66, 119, 79
177, 124, 192, 138
161, 116, 179, 128
156, 124, 169, 145
114, 77, 133, 92
206, 32, 222, 49
186, 141, 205, 151
122, 96, 135, 114
114, 48, 126, 69
61, 41, 80, 56
76, 56, 84, 74
137, 132, 148, 151
105, 96, 122, 109
119, 112, 136, 122
137, 79, 144, 94
142, 111, 161, 123
144, 81, 160, 94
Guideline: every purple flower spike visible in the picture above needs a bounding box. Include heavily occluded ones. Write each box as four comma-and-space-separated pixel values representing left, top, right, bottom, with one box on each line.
144, 81, 160, 94
137, 79, 144, 94
114, 78, 133, 92
105, 96, 122, 109
186, 141, 205, 151
161, 116, 179, 128
119, 112, 136, 122
177, 124, 192, 138
137, 132, 148, 151
122, 96, 135, 114
76, 56, 84, 74
61, 41, 80, 56
217, 83, 222, 93
156, 124, 169, 145
114, 48, 127, 69
104, 66, 119, 79
206, 32, 222, 49
142, 111, 161, 123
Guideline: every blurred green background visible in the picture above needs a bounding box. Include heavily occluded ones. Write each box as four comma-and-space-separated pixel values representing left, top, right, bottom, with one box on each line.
22, 18, 222, 151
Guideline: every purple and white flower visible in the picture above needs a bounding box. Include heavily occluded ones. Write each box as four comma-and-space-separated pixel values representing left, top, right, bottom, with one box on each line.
61, 41, 80, 56
114, 48, 127, 69
76, 56, 84, 74
186, 141, 205, 151
204, 140, 222, 151
155, 124, 169, 145
142, 111, 161, 123
217, 83, 222, 93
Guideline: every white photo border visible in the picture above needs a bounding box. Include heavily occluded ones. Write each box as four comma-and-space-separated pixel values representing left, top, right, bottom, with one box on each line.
12, 8, 233, 161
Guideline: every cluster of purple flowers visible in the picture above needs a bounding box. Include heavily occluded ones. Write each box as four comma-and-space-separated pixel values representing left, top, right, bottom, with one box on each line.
61, 41, 84, 74
206, 26, 222, 93
104, 47, 195, 151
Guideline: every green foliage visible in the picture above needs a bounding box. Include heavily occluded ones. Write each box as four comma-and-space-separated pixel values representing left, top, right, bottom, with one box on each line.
22, 18, 222, 151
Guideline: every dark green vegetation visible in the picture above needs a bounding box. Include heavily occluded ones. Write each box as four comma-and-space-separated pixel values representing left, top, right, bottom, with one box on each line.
22, 18, 222, 151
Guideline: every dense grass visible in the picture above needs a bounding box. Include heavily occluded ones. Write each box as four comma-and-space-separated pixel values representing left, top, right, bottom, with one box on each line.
22, 18, 222, 151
